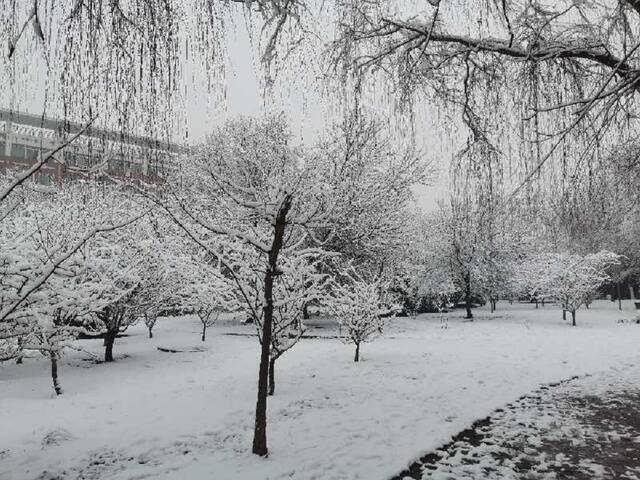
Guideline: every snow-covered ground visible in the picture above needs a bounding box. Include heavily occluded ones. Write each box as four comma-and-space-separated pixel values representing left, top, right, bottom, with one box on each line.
404, 365, 640, 479
1, 301, 639, 480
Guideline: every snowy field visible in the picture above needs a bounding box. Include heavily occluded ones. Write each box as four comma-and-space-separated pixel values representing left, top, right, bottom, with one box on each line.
2, 301, 640, 480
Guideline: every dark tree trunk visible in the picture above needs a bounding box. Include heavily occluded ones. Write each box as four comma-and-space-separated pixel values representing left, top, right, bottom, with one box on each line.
617, 281, 622, 311
464, 272, 473, 319
16, 337, 23, 364
268, 357, 276, 396
50, 353, 62, 395
562, 309, 567, 321
252, 195, 291, 457
201, 323, 207, 342
535, 299, 539, 309
253, 258, 277, 455
354, 342, 360, 362
104, 330, 117, 362
302, 303, 310, 320
148, 326, 153, 338
571, 310, 576, 326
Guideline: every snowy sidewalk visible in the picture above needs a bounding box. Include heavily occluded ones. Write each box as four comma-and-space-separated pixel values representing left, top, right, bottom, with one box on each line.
394, 365, 640, 480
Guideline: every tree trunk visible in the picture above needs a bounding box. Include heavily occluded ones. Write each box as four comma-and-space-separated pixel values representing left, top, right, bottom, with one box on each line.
535, 299, 539, 309
148, 326, 153, 339
464, 272, 473, 319
50, 352, 62, 395
571, 310, 576, 326
252, 195, 291, 457
253, 261, 276, 456
201, 323, 207, 342
562, 309, 567, 321
354, 342, 360, 362
104, 330, 117, 362
16, 337, 23, 364
268, 357, 276, 396
302, 303, 309, 320
617, 281, 622, 311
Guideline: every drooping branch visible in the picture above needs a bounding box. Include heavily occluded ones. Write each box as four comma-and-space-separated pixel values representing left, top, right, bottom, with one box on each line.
380, 18, 639, 86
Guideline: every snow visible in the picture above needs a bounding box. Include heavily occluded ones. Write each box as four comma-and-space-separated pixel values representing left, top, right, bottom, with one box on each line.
411, 359, 640, 479
2, 300, 640, 480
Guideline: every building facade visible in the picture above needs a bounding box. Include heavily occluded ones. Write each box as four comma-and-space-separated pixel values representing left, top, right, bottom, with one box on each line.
0, 108, 182, 184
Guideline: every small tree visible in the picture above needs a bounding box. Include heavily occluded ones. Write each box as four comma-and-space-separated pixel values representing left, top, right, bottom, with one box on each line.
86, 228, 148, 362
526, 251, 620, 326
24, 307, 96, 396
196, 305, 220, 342
135, 237, 185, 339
185, 265, 239, 342
168, 241, 241, 342
143, 312, 159, 339
332, 268, 389, 362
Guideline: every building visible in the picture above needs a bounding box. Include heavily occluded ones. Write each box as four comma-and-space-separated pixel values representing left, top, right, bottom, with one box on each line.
0, 108, 184, 184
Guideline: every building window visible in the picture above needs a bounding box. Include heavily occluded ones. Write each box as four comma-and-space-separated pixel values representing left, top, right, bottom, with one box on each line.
35, 173, 52, 186
64, 151, 76, 166
10, 143, 25, 159
25, 146, 39, 160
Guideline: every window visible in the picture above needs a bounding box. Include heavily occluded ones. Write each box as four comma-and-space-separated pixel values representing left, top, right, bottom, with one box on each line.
35, 173, 52, 186
10, 143, 25, 159
64, 151, 76, 166
25, 146, 39, 160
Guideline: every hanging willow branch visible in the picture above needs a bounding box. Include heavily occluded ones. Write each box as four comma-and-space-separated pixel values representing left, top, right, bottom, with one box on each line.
331, 0, 640, 200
